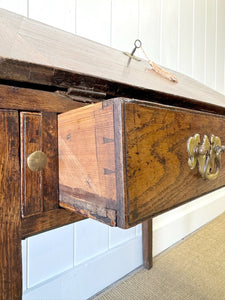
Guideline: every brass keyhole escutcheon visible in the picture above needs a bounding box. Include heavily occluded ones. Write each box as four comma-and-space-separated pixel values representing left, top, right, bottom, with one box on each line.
27, 151, 47, 171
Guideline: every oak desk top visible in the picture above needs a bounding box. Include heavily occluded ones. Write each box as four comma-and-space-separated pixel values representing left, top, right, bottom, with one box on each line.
0, 8, 225, 115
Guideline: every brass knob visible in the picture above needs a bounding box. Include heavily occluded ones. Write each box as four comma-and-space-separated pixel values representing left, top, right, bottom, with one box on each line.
27, 151, 47, 171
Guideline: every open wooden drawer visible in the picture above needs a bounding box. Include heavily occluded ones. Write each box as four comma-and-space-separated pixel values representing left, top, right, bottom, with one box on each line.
58, 98, 225, 228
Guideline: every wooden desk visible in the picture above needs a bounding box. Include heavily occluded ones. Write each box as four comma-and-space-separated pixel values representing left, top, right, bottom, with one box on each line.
0, 9, 225, 299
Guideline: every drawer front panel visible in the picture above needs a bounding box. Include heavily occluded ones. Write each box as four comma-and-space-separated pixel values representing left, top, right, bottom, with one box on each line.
125, 102, 225, 226
21, 112, 58, 217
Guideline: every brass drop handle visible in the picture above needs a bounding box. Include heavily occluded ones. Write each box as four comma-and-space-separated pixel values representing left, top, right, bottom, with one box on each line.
27, 151, 47, 171
187, 134, 225, 180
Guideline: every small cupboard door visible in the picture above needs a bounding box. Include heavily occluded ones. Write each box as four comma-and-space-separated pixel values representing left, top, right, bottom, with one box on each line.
20, 112, 58, 218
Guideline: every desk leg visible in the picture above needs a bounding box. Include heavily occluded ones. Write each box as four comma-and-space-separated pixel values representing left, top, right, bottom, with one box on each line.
0, 219, 22, 299
0, 110, 22, 299
142, 218, 153, 269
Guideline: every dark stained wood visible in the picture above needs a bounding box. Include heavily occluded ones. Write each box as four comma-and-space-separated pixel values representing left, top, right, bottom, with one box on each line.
58, 102, 119, 226
59, 98, 225, 228
21, 209, 85, 238
114, 100, 127, 228
0, 110, 22, 299
42, 113, 58, 211
21, 112, 59, 217
0, 84, 85, 113
125, 100, 225, 226
21, 112, 43, 217
1, 9, 225, 114
142, 219, 153, 270
1, 58, 225, 117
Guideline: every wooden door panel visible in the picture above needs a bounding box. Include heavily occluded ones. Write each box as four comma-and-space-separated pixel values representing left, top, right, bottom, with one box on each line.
21, 112, 58, 218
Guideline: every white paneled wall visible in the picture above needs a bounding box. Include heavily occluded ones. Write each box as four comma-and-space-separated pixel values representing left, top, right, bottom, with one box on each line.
29, 0, 76, 33
1, 0, 225, 299
205, 0, 216, 88
216, 0, 225, 93
193, 0, 205, 82
76, 0, 111, 45
111, 0, 139, 50
161, 0, 179, 69
139, 0, 161, 63
0, 0, 27, 15
28, 225, 74, 288
179, 0, 193, 76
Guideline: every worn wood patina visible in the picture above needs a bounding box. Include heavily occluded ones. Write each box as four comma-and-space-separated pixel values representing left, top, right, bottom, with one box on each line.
0, 8, 225, 299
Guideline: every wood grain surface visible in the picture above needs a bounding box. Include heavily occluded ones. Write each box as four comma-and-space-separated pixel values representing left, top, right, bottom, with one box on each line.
59, 98, 225, 228
21, 112, 43, 216
0, 84, 85, 113
125, 101, 225, 226
0, 110, 22, 299
20, 112, 58, 217
0, 84, 88, 299
21, 209, 85, 238
58, 102, 119, 226
42, 113, 58, 211
142, 218, 153, 270
1, 9, 225, 112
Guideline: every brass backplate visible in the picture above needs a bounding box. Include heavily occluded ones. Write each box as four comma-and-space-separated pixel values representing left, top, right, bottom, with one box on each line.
187, 134, 224, 180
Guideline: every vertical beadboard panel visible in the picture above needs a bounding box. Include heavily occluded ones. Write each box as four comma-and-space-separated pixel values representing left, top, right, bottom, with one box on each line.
28, 225, 74, 288
74, 219, 109, 265
136, 223, 142, 235
178, 0, 193, 75
29, 0, 76, 33
22, 240, 27, 291
139, 0, 161, 62
215, 0, 225, 93
205, 0, 216, 88
161, 0, 179, 69
111, 0, 139, 51
109, 227, 136, 248
76, 0, 111, 45
193, 0, 206, 82
23, 236, 142, 300
0, 0, 27, 16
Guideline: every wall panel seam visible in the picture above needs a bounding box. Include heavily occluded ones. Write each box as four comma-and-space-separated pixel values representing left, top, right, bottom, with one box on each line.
159, 0, 163, 64
26, 238, 30, 289
204, 0, 207, 84
215, 0, 218, 89
27, 0, 29, 18
110, 0, 113, 47
74, 0, 77, 34
177, 0, 181, 71
191, 0, 195, 77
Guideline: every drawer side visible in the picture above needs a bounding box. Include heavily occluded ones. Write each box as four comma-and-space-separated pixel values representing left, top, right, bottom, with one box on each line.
58, 101, 121, 226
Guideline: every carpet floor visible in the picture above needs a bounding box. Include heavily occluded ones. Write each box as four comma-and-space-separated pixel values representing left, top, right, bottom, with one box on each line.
93, 212, 225, 300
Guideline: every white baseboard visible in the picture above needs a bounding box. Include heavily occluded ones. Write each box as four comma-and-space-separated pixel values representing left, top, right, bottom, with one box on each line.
153, 187, 225, 256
